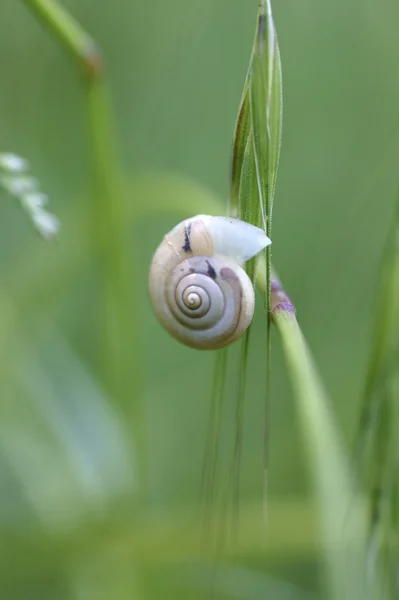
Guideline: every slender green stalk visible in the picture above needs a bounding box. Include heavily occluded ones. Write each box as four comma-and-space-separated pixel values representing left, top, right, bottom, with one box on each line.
20, 5, 147, 599
230, 0, 283, 516
232, 329, 251, 530
21, 0, 102, 74
22, 0, 144, 495
354, 200, 399, 594
202, 349, 228, 532
270, 277, 377, 600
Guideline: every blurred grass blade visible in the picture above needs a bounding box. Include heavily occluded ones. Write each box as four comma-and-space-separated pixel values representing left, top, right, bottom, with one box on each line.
231, 332, 251, 530
0, 292, 135, 530
22, 0, 144, 488
202, 349, 228, 534
21, 0, 102, 73
355, 200, 399, 593
270, 278, 381, 600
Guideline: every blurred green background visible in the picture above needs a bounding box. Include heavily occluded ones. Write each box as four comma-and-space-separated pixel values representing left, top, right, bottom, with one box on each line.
1, 0, 398, 598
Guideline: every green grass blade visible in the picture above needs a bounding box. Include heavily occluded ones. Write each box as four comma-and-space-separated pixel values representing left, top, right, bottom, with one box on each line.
231, 0, 283, 234
247, 6, 283, 494
230, 84, 250, 218
270, 278, 382, 600
201, 349, 228, 536
22, 0, 144, 485
21, 0, 102, 74
231, 330, 251, 532
248, 1, 282, 234
229, 0, 283, 521
354, 200, 399, 593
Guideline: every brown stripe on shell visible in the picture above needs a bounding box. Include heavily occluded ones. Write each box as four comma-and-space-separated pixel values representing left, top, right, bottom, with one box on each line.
182, 223, 192, 252
220, 266, 243, 336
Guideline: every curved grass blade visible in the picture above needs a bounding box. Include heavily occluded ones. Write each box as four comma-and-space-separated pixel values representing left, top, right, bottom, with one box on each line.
21, 0, 144, 490
270, 278, 380, 600
354, 199, 399, 594
201, 349, 228, 540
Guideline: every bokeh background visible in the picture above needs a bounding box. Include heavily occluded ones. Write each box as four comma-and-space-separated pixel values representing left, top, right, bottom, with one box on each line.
1, 0, 398, 598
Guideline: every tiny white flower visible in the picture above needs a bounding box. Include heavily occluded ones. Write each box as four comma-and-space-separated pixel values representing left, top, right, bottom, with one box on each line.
32, 209, 60, 240
0, 153, 29, 173
22, 191, 48, 211
0, 151, 61, 241
6, 176, 38, 196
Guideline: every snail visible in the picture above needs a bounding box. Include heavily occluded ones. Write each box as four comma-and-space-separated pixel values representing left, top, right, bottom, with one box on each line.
148, 215, 271, 350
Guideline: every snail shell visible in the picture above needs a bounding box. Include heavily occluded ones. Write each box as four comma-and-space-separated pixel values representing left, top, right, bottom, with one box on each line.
148, 215, 271, 350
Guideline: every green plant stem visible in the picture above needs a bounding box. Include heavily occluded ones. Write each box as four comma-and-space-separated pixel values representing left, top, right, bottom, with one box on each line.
202, 349, 228, 530
270, 284, 371, 599
264, 252, 272, 516
22, 0, 145, 501
22, 0, 102, 74
354, 201, 399, 592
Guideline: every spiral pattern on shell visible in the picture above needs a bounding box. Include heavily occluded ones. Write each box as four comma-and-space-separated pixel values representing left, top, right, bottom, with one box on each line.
148, 215, 271, 350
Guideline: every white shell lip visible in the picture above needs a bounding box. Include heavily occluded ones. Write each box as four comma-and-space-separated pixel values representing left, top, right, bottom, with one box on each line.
191, 215, 271, 263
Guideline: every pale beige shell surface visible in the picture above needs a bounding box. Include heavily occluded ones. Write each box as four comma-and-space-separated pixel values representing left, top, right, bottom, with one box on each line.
148, 215, 270, 350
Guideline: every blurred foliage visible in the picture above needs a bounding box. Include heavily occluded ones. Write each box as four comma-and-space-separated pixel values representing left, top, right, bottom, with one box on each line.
355, 200, 399, 595
1, 0, 399, 598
